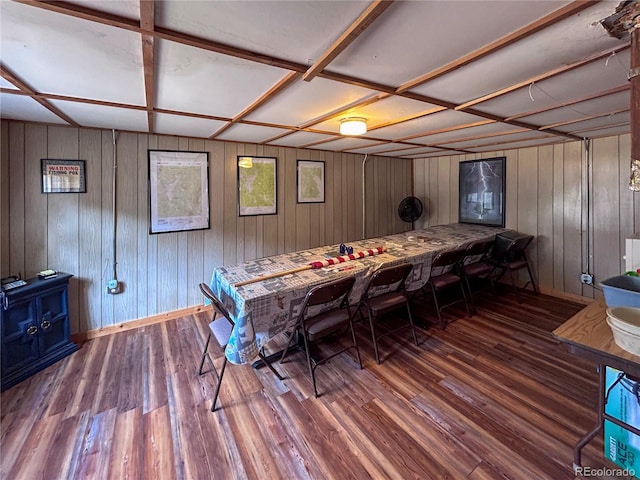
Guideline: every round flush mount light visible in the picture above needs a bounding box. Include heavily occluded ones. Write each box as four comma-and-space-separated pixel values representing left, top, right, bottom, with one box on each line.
339, 117, 367, 136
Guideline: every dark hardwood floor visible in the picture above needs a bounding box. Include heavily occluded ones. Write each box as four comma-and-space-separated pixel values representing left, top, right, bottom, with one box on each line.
0, 287, 627, 479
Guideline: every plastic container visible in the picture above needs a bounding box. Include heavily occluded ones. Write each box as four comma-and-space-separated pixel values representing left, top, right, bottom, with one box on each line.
606, 306, 640, 356
600, 275, 640, 308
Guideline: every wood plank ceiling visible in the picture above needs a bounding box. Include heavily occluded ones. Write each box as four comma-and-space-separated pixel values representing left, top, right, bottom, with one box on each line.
0, 0, 633, 158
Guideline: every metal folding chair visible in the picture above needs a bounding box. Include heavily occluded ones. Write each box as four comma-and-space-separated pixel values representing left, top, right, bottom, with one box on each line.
279, 276, 360, 398
424, 247, 472, 329
198, 283, 282, 411
459, 238, 495, 313
356, 263, 419, 364
488, 234, 539, 302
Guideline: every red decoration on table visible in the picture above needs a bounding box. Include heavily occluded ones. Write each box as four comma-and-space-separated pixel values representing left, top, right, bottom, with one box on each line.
309, 246, 386, 269
234, 246, 386, 287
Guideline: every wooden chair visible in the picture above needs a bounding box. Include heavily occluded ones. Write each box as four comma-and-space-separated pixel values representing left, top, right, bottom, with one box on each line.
357, 263, 418, 364
279, 276, 360, 398
198, 283, 282, 411
459, 238, 495, 313
424, 247, 472, 329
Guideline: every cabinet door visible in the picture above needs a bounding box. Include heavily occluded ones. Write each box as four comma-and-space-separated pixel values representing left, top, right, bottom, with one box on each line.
37, 287, 69, 356
1, 299, 39, 375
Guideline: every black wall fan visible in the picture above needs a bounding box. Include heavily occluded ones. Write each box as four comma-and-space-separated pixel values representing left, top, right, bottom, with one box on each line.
398, 196, 423, 229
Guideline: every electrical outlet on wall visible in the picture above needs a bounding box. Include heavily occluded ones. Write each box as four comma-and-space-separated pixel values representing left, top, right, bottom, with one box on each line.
107, 279, 121, 294
580, 273, 594, 285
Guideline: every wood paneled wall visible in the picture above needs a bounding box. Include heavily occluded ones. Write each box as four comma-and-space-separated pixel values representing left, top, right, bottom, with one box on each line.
413, 134, 637, 300
0, 121, 412, 333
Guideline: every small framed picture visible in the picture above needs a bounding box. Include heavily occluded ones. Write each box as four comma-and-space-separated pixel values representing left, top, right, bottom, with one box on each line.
148, 150, 210, 234
237, 156, 278, 216
41, 159, 86, 193
296, 160, 325, 203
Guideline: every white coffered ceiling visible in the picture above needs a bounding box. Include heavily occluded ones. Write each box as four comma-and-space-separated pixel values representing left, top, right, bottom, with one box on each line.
0, 0, 633, 158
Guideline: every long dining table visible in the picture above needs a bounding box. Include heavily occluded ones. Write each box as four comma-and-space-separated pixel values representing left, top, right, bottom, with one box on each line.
210, 223, 507, 365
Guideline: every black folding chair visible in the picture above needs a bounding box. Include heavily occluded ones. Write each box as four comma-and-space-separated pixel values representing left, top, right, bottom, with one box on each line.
459, 238, 495, 313
356, 263, 419, 364
198, 283, 282, 411
424, 247, 472, 329
279, 276, 361, 398
488, 234, 539, 302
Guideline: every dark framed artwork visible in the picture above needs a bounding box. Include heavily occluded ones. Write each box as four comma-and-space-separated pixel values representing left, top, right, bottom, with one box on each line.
237, 156, 277, 216
148, 150, 210, 234
296, 160, 325, 203
458, 156, 506, 227
41, 159, 86, 193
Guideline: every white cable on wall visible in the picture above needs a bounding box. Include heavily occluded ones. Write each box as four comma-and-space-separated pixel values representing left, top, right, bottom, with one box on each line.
111, 129, 118, 282
362, 153, 369, 240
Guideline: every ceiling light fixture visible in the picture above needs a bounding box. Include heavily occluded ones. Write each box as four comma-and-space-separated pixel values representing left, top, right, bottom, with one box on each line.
340, 117, 367, 136
238, 156, 253, 168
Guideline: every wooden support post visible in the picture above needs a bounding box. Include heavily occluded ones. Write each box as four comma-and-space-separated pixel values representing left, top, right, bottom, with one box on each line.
600, 2, 640, 189
632, 28, 639, 164
629, 28, 640, 190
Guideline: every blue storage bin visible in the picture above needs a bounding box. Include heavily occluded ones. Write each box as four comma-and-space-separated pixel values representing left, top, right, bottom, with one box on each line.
601, 275, 640, 307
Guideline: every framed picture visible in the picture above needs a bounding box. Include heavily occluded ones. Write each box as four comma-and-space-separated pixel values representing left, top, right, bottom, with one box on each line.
458, 156, 506, 227
148, 150, 210, 234
296, 160, 325, 203
237, 156, 277, 216
41, 159, 86, 193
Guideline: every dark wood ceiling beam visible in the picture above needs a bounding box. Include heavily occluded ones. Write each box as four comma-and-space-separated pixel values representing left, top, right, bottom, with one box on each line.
571, 121, 630, 135
209, 71, 300, 139
450, 133, 556, 150
456, 44, 631, 111
296, 129, 436, 149
259, 92, 391, 143
14, 0, 587, 144
15, 0, 308, 73
505, 84, 630, 121
15, 0, 140, 29
539, 108, 629, 131
260, 130, 301, 144
319, 69, 583, 140
393, 120, 496, 142
152, 26, 306, 72
303, 1, 394, 82
298, 93, 389, 129
0, 64, 79, 126
396, 1, 597, 93
429, 128, 530, 146
632, 28, 640, 167
140, 0, 155, 133
367, 106, 448, 131
1, 88, 148, 111
373, 144, 437, 155
297, 136, 357, 148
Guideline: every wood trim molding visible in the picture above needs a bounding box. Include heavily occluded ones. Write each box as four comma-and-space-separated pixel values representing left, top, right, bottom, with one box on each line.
538, 286, 593, 305
303, 0, 394, 82
429, 128, 530, 146
209, 71, 301, 139
140, 0, 155, 133
394, 119, 496, 142
505, 84, 630, 121
11, 0, 590, 146
539, 108, 629, 131
0, 64, 79, 127
456, 44, 631, 111
71, 304, 212, 343
396, 0, 597, 93
68, 285, 591, 345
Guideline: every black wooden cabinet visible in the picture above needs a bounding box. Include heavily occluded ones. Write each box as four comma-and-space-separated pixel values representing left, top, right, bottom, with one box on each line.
1, 273, 78, 391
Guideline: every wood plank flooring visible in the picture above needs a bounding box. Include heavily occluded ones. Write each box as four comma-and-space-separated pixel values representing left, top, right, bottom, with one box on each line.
0, 288, 629, 479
